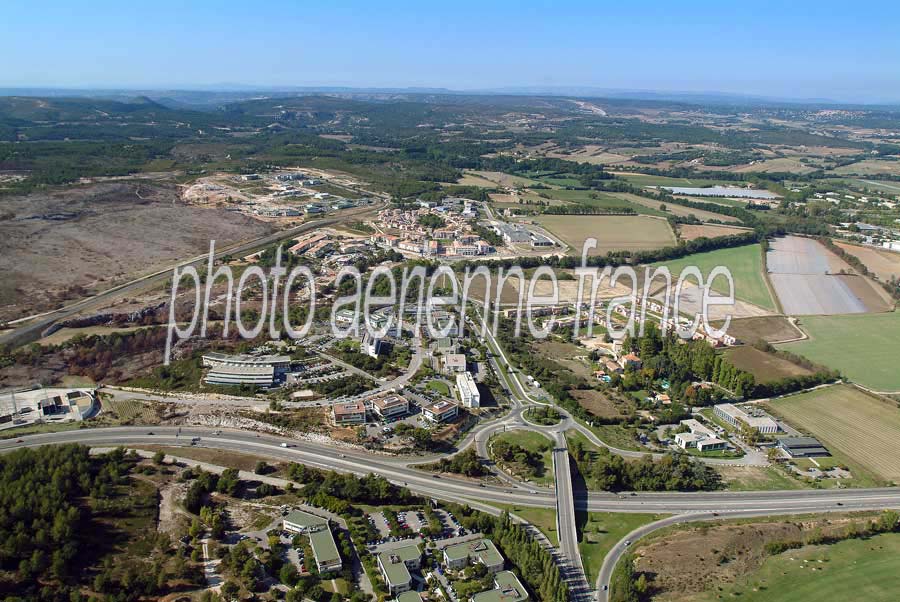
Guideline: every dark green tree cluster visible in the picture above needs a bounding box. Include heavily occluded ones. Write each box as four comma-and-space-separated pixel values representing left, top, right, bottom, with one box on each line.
571, 442, 721, 491
417, 213, 447, 229
620, 325, 837, 400
491, 438, 549, 480
427, 447, 489, 477
0, 445, 202, 601
300, 470, 419, 516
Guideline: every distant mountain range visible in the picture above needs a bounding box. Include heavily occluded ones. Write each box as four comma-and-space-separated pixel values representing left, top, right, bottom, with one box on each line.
0, 85, 897, 110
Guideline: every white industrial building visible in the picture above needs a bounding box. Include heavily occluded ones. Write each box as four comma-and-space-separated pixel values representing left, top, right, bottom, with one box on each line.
674, 419, 727, 452
714, 403, 779, 433
201, 352, 290, 388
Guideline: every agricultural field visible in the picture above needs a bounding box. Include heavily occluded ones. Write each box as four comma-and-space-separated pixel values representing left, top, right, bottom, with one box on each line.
733, 156, 818, 174
834, 241, 900, 282
778, 312, 900, 391
651, 244, 776, 311
101, 397, 158, 423
764, 384, 900, 484
766, 236, 890, 315
723, 346, 813, 383
488, 190, 569, 206
532, 214, 676, 256
833, 159, 900, 176
692, 532, 900, 602
610, 172, 735, 188
536, 188, 666, 216
714, 316, 805, 345
458, 170, 541, 188
850, 178, 900, 194
543, 144, 631, 165
608, 192, 740, 222
677, 223, 751, 241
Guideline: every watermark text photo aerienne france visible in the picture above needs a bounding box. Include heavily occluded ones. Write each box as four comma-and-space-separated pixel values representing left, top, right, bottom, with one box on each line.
164, 238, 736, 364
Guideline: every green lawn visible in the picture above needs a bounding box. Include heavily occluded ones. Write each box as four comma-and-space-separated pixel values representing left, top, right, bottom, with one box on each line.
651, 243, 776, 310
694, 532, 900, 602
569, 426, 641, 454
489, 430, 554, 486
490, 503, 559, 546
426, 380, 451, 396
778, 312, 900, 392
578, 512, 668, 586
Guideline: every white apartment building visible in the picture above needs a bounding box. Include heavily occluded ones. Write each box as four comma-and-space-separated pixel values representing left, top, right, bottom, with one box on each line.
455, 371, 480, 408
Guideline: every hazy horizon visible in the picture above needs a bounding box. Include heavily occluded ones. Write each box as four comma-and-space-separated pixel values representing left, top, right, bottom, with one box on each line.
4, 0, 900, 104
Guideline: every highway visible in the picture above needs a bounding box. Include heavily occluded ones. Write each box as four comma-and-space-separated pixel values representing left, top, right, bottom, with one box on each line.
552, 430, 590, 601
5, 425, 900, 602
5, 426, 900, 517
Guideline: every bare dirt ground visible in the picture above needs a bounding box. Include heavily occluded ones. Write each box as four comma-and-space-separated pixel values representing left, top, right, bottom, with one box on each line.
532, 339, 593, 378
635, 515, 872, 601
712, 316, 804, 344
838, 274, 894, 311
654, 281, 774, 320
158, 480, 191, 534
571, 389, 627, 419
834, 241, 900, 282
0, 181, 275, 322
678, 224, 752, 241
766, 236, 889, 315
723, 346, 814, 383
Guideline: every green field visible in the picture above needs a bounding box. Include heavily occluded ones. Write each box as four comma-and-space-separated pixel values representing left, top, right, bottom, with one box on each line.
778, 312, 900, 392
533, 214, 676, 256
535, 188, 668, 217
694, 532, 900, 602
426, 380, 451, 396
651, 243, 775, 310
491, 503, 559, 546
578, 512, 667, 585
612, 173, 736, 188
764, 384, 900, 485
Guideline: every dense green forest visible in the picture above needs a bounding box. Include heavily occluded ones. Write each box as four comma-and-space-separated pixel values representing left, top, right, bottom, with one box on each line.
0, 445, 203, 601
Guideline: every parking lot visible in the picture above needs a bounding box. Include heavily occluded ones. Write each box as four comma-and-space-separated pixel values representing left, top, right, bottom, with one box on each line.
365, 508, 466, 546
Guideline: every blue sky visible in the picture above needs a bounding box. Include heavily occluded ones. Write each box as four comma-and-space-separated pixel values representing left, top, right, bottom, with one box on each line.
3, 0, 899, 102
